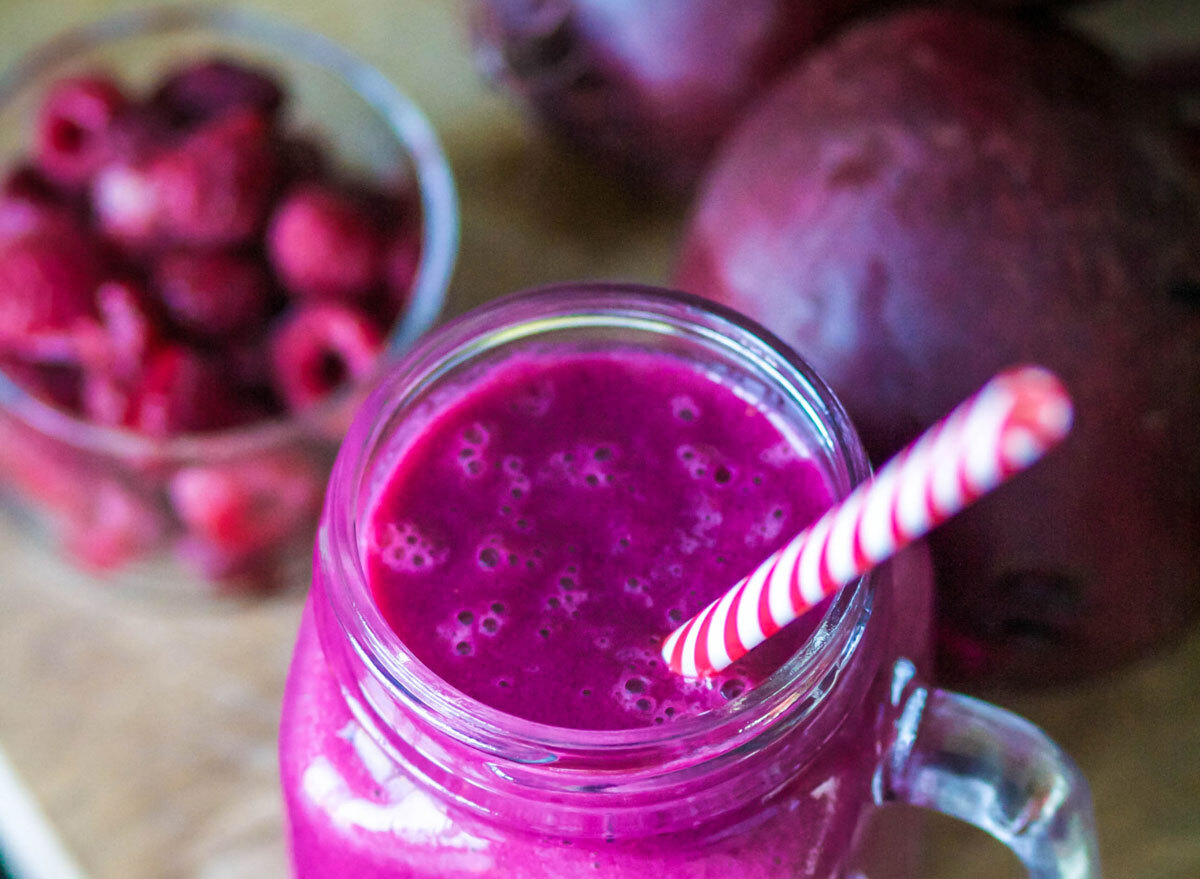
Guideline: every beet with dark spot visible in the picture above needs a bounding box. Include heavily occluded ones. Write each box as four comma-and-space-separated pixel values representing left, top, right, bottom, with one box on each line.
470, 0, 1089, 191
676, 9, 1200, 685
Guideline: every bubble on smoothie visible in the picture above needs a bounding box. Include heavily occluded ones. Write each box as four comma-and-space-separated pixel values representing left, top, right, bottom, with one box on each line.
654, 699, 695, 725
506, 470, 531, 501
719, 677, 748, 701
502, 457, 532, 500
671, 396, 700, 422
475, 533, 514, 570
454, 449, 484, 478
676, 444, 717, 479
376, 522, 449, 573
613, 676, 658, 716
441, 605, 484, 656
455, 423, 493, 477
621, 575, 654, 608
546, 569, 589, 616
747, 502, 789, 547
692, 494, 723, 538
546, 444, 615, 489
591, 625, 616, 650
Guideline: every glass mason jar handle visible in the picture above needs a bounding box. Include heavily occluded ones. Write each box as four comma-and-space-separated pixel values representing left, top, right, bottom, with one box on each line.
876, 659, 1101, 878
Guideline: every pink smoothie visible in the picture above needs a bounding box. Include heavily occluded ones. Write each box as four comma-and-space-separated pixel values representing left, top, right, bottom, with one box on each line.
365, 351, 832, 730
280, 341, 932, 878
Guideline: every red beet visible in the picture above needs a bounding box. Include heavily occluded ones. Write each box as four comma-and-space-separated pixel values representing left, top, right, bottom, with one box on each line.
470, 0, 1084, 191
675, 10, 1200, 685
471, 0, 879, 191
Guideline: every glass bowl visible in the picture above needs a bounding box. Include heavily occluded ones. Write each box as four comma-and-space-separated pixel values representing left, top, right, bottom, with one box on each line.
0, 6, 458, 597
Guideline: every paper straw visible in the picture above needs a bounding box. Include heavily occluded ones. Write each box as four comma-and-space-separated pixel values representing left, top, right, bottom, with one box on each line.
662, 366, 1073, 678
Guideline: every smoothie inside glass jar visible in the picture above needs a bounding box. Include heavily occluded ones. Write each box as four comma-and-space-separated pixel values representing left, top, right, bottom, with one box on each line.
280, 284, 1098, 878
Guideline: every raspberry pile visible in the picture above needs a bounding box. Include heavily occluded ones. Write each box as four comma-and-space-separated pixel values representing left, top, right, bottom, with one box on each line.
0, 58, 421, 435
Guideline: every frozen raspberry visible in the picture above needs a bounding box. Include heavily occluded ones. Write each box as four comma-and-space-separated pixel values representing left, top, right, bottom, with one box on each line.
267, 184, 384, 300
127, 345, 248, 435
149, 110, 277, 246
152, 58, 284, 127
168, 450, 321, 557
0, 229, 104, 360
269, 302, 383, 409
155, 249, 272, 342
35, 75, 127, 186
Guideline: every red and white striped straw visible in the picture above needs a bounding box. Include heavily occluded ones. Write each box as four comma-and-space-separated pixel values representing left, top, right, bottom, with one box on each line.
661, 366, 1073, 678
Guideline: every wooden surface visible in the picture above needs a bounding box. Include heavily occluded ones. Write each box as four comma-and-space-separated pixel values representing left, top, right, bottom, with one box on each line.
0, 0, 1198, 877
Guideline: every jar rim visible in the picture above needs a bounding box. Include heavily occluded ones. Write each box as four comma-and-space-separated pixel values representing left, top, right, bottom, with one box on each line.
0, 4, 458, 463
319, 282, 878, 763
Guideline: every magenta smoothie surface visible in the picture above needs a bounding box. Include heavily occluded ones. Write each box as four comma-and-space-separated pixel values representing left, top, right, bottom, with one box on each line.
364, 350, 832, 730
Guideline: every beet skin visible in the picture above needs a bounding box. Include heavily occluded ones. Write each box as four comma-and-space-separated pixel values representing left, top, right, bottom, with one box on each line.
471, 1, 1090, 192
676, 9, 1200, 685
